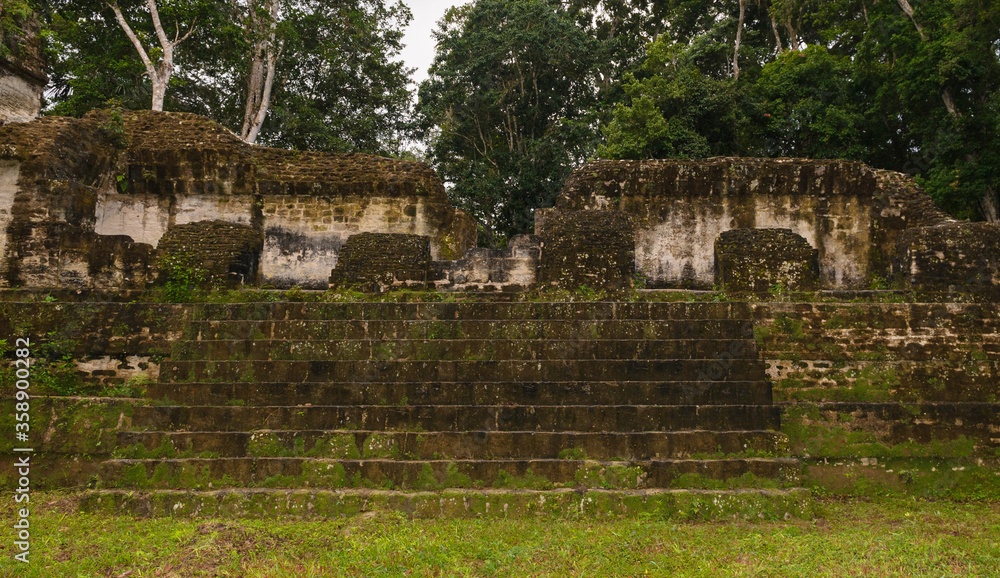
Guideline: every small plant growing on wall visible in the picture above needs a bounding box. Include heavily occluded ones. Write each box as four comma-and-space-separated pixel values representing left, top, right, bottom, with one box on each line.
98, 100, 130, 150
158, 253, 208, 303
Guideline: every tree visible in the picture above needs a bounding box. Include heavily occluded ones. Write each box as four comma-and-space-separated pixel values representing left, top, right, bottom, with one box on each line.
44, 0, 414, 155
417, 0, 600, 246
598, 34, 739, 160
107, 0, 195, 111
230, 0, 279, 143
598, 0, 999, 221
254, 0, 413, 154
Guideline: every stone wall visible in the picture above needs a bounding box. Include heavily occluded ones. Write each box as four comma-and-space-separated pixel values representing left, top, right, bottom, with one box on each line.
329, 232, 431, 291
0, 13, 46, 124
157, 221, 264, 287
0, 110, 477, 289
893, 222, 1000, 300
0, 115, 156, 289
714, 228, 819, 292
555, 158, 951, 289
753, 302, 1000, 459
536, 210, 635, 290
432, 235, 541, 292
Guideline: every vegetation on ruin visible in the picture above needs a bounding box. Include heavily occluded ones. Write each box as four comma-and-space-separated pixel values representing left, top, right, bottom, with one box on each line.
26, 0, 1000, 245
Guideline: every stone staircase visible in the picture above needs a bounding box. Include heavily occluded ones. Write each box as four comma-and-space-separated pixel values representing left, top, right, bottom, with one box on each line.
80, 301, 811, 519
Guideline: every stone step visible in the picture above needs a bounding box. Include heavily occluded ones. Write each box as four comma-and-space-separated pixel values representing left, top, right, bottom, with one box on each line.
79, 487, 814, 519
147, 380, 774, 406
118, 429, 788, 460
159, 359, 767, 383
761, 337, 1000, 362
133, 404, 782, 432
188, 301, 755, 322
186, 318, 755, 341
97, 457, 801, 490
170, 338, 762, 362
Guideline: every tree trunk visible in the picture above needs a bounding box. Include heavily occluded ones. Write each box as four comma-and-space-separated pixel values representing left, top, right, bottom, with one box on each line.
151, 75, 167, 111
784, 21, 801, 51
241, 41, 267, 139
981, 188, 999, 223
770, 13, 784, 52
895, 0, 926, 41
240, 0, 279, 144
733, 0, 746, 79
108, 0, 194, 111
895, 0, 960, 117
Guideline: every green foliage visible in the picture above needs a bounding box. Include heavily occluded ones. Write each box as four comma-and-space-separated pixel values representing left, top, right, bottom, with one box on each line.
44, 0, 414, 155
0, 0, 36, 58
158, 253, 208, 303
596, 0, 1000, 222
599, 33, 739, 159
417, 0, 601, 245
97, 101, 130, 149
744, 46, 867, 160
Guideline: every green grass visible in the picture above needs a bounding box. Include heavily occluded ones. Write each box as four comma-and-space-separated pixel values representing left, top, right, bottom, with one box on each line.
3, 494, 999, 576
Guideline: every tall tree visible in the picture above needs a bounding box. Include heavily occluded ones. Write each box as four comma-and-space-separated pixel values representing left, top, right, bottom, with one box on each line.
599, 0, 1000, 221
107, 0, 196, 110
417, 0, 600, 246
231, 0, 279, 143
44, 0, 414, 155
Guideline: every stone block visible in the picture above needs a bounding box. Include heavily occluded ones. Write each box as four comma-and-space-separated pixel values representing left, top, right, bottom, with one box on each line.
538, 210, 634, 290
329, 232, 431, 291
892, 222, 1000, 300
714, 228, 819, 292
157, 220, 264, 288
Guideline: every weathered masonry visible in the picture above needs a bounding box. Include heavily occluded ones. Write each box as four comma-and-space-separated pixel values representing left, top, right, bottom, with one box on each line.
0, 111, 476, 289
2, 110, 999, 297
545, 158, 963, 290
0, 13, 46, 125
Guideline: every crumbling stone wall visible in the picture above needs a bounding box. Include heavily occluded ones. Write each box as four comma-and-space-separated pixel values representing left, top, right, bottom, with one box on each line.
893, 222, 1000, 300
0, 12, 46, 124
554, 158, 951, 289
329, 232, 431, 291
0, 110, 477, 289
0, 115, 155, 289
715, 228, 819, 292
157, 221, 264, 288
537, 210, 634, 290
432, 235, 541, 292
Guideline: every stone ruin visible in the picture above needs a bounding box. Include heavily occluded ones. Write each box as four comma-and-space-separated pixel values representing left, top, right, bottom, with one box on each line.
0, 109, 997, 297
0, 13, 45, 125
0, 110, 476, 290
2, 109, 999, 519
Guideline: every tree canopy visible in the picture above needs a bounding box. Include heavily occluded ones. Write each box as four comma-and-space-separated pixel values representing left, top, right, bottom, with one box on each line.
23, 0, 1000, 230
43, 0, 414, 155
415, 0, 601, 246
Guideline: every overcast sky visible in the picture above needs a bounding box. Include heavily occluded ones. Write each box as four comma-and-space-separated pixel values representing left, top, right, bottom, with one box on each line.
400, 0, 461, 85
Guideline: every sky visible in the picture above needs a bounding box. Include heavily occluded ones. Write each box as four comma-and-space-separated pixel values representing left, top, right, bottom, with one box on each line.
400, 0, 462, 85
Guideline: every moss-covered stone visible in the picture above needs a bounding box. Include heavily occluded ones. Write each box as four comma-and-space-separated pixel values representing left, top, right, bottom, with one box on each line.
537, 209, 634, 291
157, 221, 264, 289
893, 222, 1000, 300
328, 232, 431, 291
715, 228, 819, 292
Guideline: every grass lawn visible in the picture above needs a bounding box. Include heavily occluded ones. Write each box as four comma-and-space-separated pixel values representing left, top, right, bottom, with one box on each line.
0, 493, 998, 576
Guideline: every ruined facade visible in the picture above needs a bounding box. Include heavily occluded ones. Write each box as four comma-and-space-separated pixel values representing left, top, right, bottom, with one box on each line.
0, 14, 45, 124
0, 111, 476, 289
546, 158, 957, 290
4, 110, 990, 296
